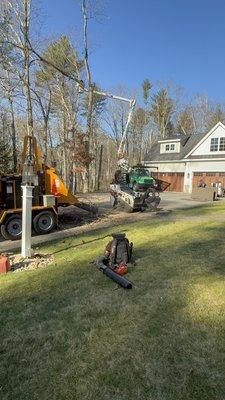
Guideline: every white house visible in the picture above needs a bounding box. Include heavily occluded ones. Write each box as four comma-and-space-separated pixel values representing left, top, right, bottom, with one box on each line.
144, 122, 225, 193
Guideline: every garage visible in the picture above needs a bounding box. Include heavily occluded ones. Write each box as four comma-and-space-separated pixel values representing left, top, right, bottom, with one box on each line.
193, 172, 225, 188
145, 122, 225, 193
154, 172, 184, 192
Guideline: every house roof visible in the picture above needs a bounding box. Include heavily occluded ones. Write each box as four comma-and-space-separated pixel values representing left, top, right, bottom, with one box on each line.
145, 133, 206, 162
188, 154, 225, 159
158, 134, 186, 141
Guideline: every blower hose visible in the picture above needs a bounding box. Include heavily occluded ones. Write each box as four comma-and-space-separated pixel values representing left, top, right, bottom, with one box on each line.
94, 257, 132, 289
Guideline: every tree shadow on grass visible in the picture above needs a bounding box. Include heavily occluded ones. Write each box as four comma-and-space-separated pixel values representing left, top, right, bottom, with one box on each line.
173, 201, 225, 217
50, 230, 128, 255
1, 219, 225, 399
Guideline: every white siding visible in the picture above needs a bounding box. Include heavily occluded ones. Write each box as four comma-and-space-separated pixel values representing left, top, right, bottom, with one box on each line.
192, 124, 225, 156
144, 123, 225, 193
188, 160, 225, 172
146, 162, 186, 172
160, 142, 180, 154
146, 160, 225, 193
184, 160, 225, 193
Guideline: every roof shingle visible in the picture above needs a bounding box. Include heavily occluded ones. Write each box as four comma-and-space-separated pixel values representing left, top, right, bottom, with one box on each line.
145, 133, 206, 162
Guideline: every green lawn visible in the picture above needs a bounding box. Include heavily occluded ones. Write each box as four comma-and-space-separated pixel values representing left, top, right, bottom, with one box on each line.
1, 203, 225, 400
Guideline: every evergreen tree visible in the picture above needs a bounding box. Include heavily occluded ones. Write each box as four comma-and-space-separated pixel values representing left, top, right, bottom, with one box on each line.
176, 106, 196, 135
150, 89, 174, 139
142, 79, 152, 106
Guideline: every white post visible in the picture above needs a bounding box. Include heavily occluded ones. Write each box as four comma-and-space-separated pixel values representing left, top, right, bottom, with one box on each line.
21, 185, 33, 257
184, 162, 193, 194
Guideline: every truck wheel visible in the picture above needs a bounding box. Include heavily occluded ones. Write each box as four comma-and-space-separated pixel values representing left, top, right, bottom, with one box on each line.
1, 214, 22, 240
33, 211, 56, 235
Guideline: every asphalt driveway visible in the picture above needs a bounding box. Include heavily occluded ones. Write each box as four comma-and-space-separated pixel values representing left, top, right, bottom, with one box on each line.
0, 191, 219, 253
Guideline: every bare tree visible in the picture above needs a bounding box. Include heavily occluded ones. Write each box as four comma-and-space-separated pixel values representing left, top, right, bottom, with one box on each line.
206, 105, 225, 131
0, 70, 17, 171
82, 0, 94, 191
32, 79, 52, 164
1, 0, 36, 179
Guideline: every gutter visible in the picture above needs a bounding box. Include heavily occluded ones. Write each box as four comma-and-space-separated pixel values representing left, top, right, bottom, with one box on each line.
145, 158, 225, 164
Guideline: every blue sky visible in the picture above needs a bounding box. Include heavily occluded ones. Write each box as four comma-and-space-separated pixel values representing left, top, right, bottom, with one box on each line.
41, 0, 225, 101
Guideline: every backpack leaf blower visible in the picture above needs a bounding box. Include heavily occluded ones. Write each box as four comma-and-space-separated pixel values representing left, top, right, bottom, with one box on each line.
93, 233, 133, 289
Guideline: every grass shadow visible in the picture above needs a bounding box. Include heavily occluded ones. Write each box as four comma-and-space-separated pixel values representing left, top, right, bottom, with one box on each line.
1, 215, 225, 399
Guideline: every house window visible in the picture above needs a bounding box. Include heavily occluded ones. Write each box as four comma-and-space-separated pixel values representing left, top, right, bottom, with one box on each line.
210, 137, 225, 151
165, 144, 170, 151
210, 138, 218, 151
219, 137, 225, 151
165, 143, 175, 152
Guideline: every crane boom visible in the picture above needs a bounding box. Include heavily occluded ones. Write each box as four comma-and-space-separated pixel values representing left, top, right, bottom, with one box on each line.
88, 88, 136, 161
77, 83, 136, 169
117, 99, 136, 156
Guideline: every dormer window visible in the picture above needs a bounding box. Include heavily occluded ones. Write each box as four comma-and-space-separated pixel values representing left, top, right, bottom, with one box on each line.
165, 143, 175, 152
159, 139, 180, 154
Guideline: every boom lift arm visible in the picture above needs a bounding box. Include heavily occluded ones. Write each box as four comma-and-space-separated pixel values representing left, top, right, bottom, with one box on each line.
95, 91, 136, 170
78, 84, 136, 169
92, 90, 136, 171
92, 90, 136, 158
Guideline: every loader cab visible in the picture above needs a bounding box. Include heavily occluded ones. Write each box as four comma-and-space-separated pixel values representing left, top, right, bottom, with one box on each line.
129, 166, 155, 191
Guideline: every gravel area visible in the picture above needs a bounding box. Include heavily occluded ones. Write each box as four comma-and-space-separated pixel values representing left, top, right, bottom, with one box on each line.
6, 253, 54, 272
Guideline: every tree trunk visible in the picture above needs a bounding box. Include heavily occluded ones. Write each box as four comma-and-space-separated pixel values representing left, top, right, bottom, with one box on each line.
62, 116, 68, 185
8, 95, 17, 172
43, 117, 48, 164
72, 127, 77, 194
82, 0, 94, 192
48, 127, 55, 166
23, 0, 34, 174
83, 85, 94, 192
97, 144, 103, 191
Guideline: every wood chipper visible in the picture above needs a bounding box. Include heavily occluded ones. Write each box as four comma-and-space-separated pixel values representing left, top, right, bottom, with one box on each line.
0, 136, 96, 240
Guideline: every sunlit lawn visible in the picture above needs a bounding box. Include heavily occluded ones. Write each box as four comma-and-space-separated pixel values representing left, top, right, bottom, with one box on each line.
1, 202, 225, 400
